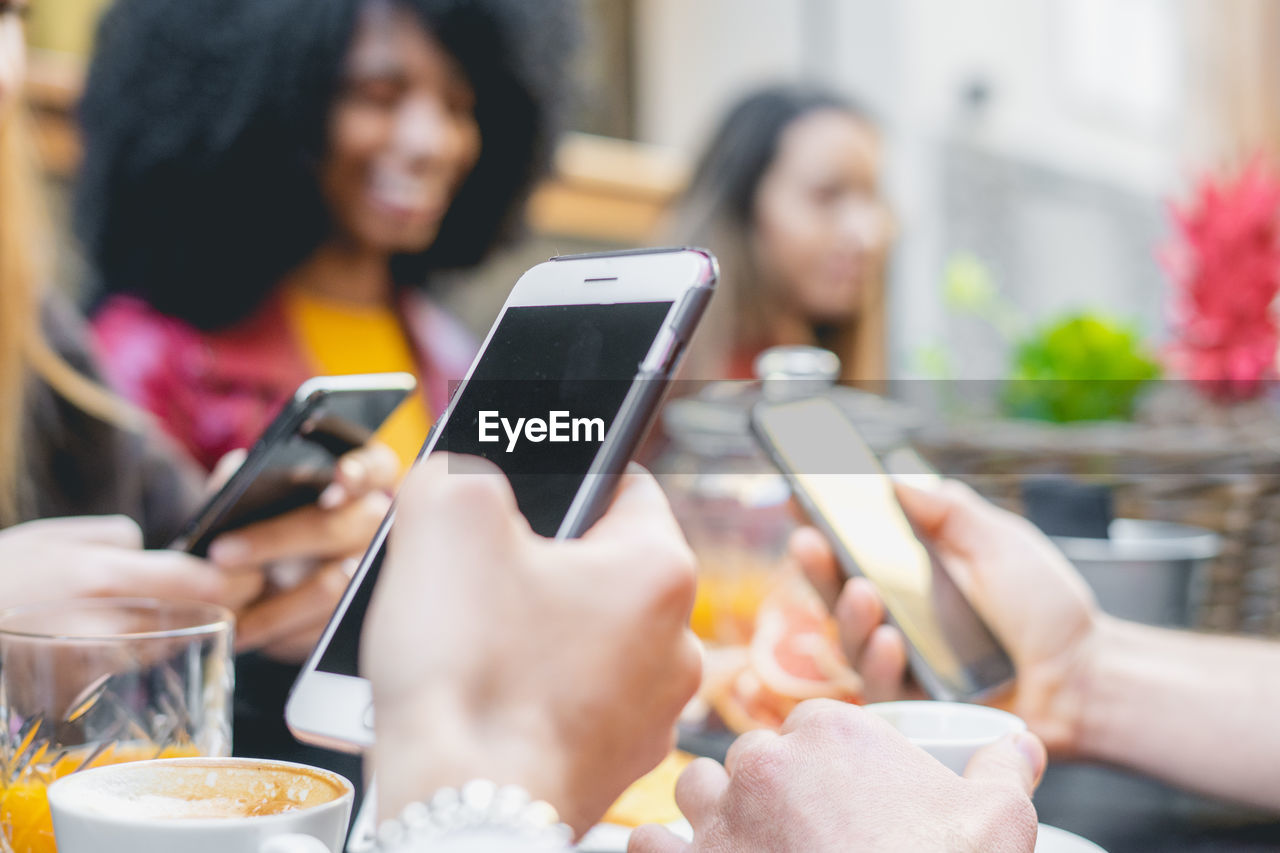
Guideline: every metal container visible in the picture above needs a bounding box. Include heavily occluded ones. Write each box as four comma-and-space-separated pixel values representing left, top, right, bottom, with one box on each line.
1051, 519, 1221, 627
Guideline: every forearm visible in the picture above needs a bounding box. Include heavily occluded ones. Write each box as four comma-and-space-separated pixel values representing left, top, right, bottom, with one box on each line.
1077, 615, 1280, 809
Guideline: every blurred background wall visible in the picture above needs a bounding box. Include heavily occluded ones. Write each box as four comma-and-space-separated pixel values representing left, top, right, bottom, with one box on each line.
22, 0, 1277, 378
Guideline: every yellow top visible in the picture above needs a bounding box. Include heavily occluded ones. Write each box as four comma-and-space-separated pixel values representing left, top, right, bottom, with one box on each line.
283, 286, 431, 471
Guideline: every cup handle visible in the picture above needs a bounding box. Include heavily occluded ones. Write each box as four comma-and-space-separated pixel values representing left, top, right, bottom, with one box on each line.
259, 834, 334, 853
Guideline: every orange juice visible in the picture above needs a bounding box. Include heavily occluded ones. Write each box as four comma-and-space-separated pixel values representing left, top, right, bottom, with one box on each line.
690, 558, 780, 645
1, 742, 201, 853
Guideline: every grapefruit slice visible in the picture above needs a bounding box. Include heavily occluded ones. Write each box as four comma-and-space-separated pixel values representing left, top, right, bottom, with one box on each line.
708, 579, 863, 733
748, 582, 864, 701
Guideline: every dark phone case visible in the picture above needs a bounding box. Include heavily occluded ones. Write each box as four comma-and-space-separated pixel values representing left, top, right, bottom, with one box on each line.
170, 396, 317, 555
173, 382, 412, 556
748, 402, 1014, 703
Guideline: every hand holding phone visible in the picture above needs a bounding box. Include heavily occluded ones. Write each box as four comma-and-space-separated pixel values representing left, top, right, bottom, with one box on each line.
287, 248, 716, 750
752, 396, 1014, 701
172, 373, 415, 557
171, 374, 413, 661
213, 444, 398, 660
361, 454, 701, 833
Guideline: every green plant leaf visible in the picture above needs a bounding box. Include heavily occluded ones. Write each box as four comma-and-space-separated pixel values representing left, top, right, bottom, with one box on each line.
1002, 313, 1161, 423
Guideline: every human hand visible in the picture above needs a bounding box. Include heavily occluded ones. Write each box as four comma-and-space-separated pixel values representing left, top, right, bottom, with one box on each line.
790, 524, 920, 703
363, 454, 702, 836
792, 479, 1100, 753
0, 515, 262, 610
206, 442, 398, 661
630, 699, 1044, 853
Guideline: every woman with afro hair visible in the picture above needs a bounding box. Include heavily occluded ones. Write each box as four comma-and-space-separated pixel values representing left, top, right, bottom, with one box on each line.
81, 0, 575, 472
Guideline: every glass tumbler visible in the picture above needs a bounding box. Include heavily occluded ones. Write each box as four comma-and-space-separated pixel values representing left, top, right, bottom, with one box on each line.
0, 598, 233, 853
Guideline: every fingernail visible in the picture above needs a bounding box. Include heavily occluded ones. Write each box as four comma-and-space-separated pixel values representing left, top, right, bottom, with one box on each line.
1013, 732, 1046, 780
318, 483, 347, 509
339, 457, 364, 484
209, 536, 250, 566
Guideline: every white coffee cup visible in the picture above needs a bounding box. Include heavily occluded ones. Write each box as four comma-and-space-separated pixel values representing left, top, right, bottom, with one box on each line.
864, 700, 1027, 774
47, 757, 354, 853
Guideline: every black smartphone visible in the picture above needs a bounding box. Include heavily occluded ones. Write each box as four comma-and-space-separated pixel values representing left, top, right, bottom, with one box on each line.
751, 396, 1015, 702
286, 248, 718, 751
170, 373, 417, 557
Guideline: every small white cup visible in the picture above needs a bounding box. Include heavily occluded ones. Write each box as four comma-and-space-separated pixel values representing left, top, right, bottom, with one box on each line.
864, 700, 1027, 774
48, 757, 353, 853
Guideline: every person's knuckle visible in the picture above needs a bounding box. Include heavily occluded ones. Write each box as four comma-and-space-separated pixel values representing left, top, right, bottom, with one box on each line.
363, 489, 392, 517
731, 738, 786, 794
674, 635, 704, 698
339, 494, 388, 545
791, 697, 862, 739
648, 535, 697, 600
193, 575, 229, 606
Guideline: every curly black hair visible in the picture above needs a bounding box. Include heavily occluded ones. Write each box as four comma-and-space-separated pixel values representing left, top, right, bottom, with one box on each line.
76, 0, 576, 330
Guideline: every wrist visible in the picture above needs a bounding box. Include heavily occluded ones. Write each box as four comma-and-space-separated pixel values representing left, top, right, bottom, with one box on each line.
1062, 613, 1126, 760
371, 689, 581, 833
1009, 612, 1114, 758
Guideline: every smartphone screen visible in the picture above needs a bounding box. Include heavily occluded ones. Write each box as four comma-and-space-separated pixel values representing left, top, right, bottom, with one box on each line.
312, 300, 674, 679
752, 397, 1013, 700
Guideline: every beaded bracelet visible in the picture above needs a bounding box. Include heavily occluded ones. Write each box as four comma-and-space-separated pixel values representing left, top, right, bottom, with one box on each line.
372, 780, 573, 850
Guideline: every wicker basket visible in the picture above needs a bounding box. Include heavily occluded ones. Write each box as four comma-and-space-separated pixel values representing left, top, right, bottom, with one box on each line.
912, 408, 1280, 636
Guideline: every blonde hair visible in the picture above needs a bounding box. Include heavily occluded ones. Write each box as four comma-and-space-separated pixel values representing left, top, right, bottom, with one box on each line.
0, 104, 145, 524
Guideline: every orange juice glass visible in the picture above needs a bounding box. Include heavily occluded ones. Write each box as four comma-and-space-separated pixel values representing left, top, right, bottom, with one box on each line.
0, 599, 233, 853
689, 551, 782, 645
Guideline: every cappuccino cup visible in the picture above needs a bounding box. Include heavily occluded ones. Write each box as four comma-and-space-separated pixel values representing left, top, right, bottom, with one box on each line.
47, 757, 353, 853
864, 700, 1026, 774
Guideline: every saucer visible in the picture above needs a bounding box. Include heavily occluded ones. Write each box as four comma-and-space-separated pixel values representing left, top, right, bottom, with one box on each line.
1037, 823, 1107, 852
579, 821, 1104, 852
577, 819, 691, 853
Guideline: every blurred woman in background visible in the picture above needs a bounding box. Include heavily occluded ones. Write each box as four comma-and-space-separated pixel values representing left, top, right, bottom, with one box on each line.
81, 0, 574, 471
672, 85, 893, 383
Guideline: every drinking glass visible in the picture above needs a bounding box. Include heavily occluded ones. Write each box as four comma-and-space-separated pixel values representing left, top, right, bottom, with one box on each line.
0, 598, 233, 853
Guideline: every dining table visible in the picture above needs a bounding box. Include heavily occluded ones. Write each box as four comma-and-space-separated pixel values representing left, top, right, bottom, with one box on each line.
1034, 762, 1280, 852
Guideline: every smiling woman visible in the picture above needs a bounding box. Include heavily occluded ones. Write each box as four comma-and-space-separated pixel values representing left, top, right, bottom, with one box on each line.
78, 0, 576, 471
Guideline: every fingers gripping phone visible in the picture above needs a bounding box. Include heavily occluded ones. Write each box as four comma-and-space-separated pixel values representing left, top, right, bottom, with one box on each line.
286, 248, 717, 751
751, 396, 1014, 702
171, 373, 417, 557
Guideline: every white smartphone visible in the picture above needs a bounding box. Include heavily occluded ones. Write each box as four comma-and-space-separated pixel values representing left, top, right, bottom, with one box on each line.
285, 248, 717, 751
751, 396, 1015, 702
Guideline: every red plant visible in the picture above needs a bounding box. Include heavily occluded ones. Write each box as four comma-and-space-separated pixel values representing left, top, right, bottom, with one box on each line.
1164, 163, 1280, 402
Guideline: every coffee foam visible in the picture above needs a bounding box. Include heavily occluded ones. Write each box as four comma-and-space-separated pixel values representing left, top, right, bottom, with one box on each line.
66, 760, 344, 821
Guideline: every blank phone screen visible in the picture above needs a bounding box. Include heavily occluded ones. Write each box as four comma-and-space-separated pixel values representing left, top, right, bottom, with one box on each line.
754, 397, 1013, 699
314, 301, 673, 678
